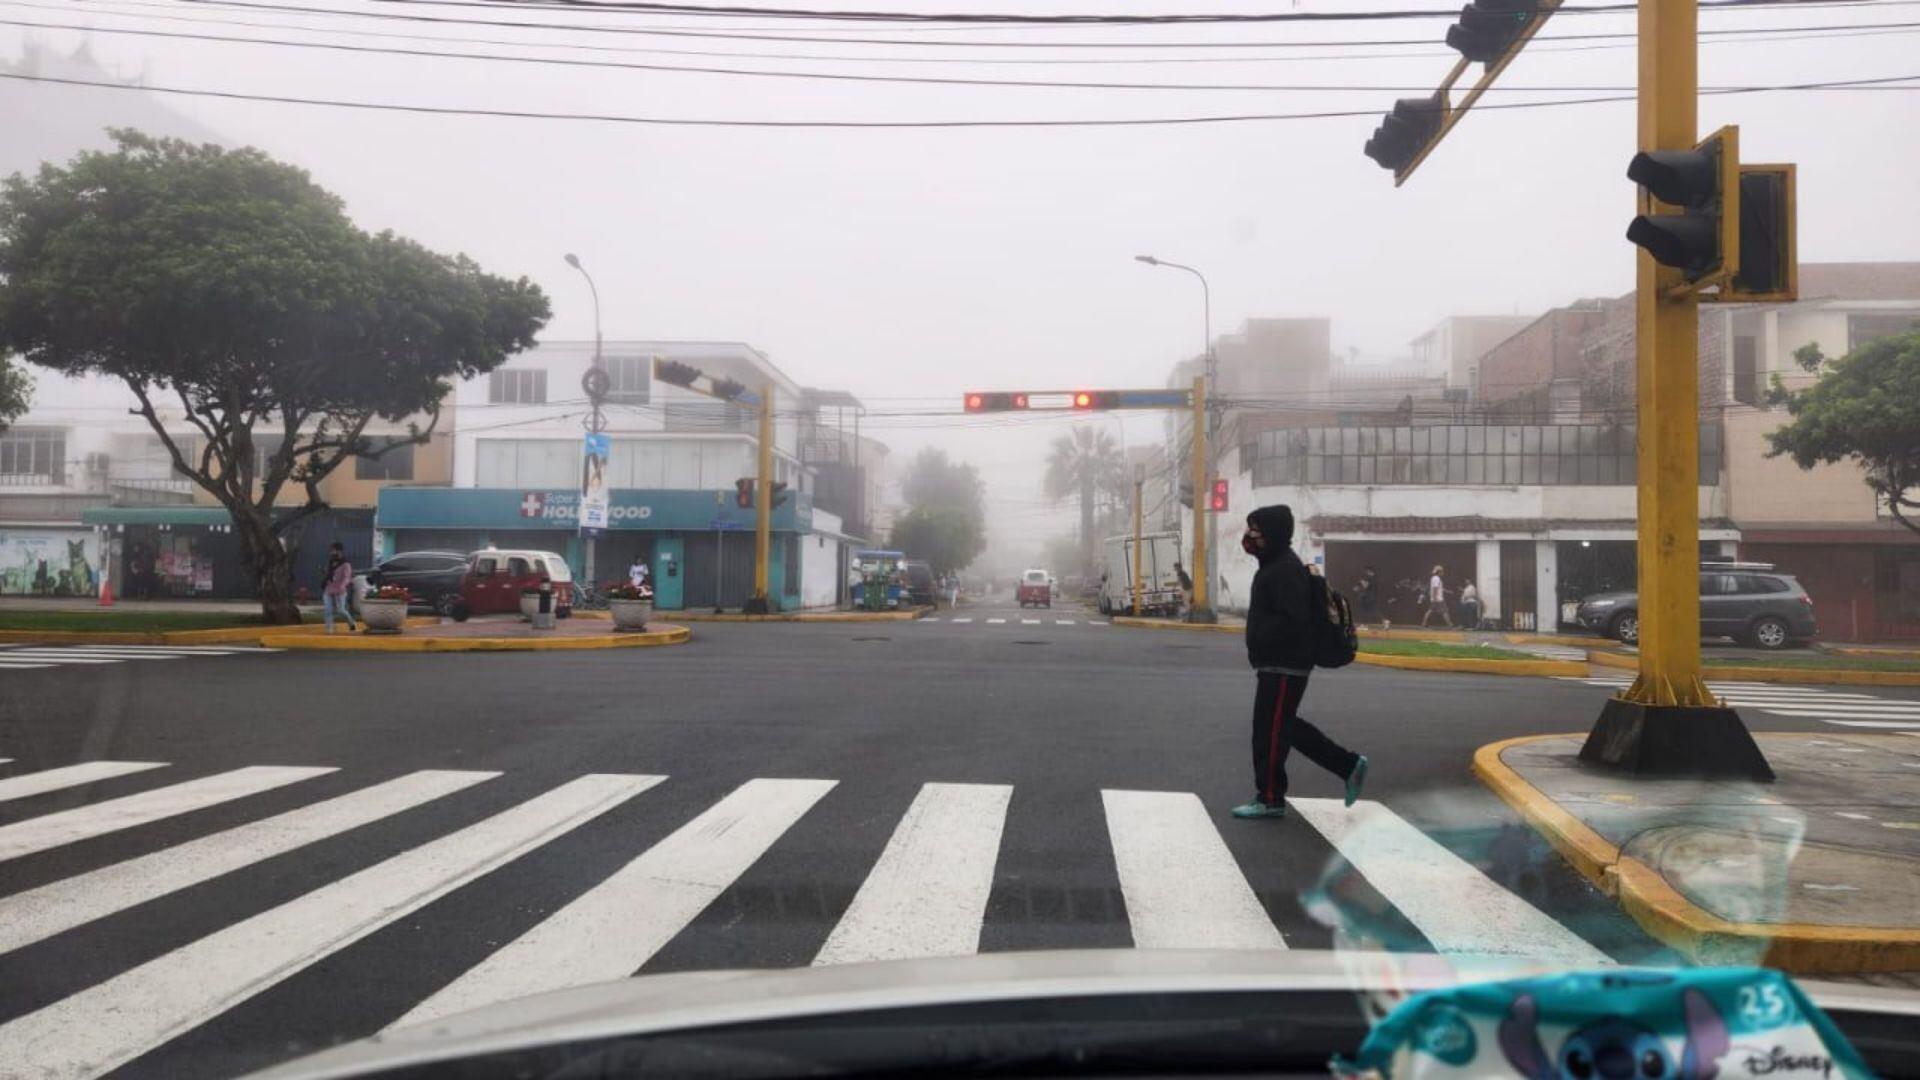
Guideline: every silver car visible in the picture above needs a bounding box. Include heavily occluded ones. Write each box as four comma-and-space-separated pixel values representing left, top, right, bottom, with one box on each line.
1574, 561, 1818, 649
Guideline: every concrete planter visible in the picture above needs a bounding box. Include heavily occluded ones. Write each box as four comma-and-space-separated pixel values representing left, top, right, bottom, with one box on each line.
610, 599, 653, 631
359, 598, 408, 635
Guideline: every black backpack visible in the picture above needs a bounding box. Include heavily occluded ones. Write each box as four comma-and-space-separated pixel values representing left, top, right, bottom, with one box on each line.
1305, 570, 1359, 669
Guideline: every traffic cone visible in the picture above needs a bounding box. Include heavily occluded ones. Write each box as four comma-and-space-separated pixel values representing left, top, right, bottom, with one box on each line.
98, 572, 114, 607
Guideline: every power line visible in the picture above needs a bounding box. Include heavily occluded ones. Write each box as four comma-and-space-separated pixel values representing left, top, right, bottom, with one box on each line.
17, 13, 1920, 92
6, 68, 1915, 128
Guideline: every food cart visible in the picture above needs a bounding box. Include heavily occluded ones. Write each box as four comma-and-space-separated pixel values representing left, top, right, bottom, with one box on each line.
851, 549, 907, 611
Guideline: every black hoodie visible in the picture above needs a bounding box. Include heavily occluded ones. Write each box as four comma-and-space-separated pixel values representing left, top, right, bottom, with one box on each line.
1243, 504, 1313, 672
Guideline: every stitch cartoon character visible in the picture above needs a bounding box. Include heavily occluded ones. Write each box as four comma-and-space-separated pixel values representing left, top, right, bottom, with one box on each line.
1499, 987, 1729, 1079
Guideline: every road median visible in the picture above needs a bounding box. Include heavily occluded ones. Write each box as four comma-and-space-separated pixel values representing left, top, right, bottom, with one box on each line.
1476, 732, 1920, 975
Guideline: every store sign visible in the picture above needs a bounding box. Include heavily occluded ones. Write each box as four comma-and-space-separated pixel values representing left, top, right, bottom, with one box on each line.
518, 491, 654, 523
580, 432, 611, 533
381, 487, 810, 533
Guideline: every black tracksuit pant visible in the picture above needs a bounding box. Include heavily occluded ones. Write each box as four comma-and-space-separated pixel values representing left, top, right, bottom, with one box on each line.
1251, 670, 1359, 805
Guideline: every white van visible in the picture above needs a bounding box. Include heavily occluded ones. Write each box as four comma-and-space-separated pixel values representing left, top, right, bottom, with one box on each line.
1098, 532, 1184, 617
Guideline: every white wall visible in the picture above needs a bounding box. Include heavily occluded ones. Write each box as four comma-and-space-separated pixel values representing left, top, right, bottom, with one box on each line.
800, 509, 843, 609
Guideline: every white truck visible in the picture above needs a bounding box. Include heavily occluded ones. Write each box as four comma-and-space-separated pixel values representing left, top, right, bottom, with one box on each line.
1097, 531, 1184, 617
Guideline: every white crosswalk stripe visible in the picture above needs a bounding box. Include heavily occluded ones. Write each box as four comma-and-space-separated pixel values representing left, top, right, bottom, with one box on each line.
0, 760, 1614, 1071
0, 644, 282, 671
815, 782, 1011, 965
1556, 677, 1920, 728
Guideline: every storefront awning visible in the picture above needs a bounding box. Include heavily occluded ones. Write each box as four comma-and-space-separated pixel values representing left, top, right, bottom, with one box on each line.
80, 506, 236, 527
377, 487, 814, 533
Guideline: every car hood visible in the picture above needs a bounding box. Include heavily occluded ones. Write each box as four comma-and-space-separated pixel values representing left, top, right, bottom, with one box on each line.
246, 949, 1914, 1079
1578, 590, 1636, 607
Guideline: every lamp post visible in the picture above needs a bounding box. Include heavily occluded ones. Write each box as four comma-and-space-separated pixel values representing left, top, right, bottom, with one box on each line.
1136, 254, 1218, 623
565, 253, 607, 591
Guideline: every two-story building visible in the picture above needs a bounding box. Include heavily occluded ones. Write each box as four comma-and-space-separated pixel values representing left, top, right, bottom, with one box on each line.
374, 340, 855, 612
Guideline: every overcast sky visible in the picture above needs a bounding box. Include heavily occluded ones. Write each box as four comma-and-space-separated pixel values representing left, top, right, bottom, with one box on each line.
5, 0, 1918, 565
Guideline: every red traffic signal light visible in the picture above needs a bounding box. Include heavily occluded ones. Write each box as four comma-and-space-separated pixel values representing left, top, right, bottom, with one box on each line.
963, 392, 1030, 412
1073, 391, 1093, 408
735, 478, 754, 508
1208, 478, 1229, 513
965, 393, 985, 411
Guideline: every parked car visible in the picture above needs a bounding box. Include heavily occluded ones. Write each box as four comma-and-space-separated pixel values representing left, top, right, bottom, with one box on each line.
901, 560, 937, 607
450, 548, 575, 621
1017, 568, 1052, 609
1574, 561, 1817, 649
357, 551, 470, 616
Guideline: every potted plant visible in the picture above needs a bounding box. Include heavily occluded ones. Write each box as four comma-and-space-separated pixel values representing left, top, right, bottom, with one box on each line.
360, 585, 410, 634
605, 581, 653, 631
520, 577, 550, 621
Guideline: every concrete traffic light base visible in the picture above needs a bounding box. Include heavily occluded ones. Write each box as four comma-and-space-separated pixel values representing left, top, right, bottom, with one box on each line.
1578, 698, 1775, 781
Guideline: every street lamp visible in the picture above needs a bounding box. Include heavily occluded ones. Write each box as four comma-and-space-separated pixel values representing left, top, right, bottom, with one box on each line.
1137, 253, 1218, 624
565, 253, 607, 590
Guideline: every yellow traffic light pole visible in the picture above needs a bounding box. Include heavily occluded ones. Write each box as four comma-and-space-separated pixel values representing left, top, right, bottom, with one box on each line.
747, 381, 774, 614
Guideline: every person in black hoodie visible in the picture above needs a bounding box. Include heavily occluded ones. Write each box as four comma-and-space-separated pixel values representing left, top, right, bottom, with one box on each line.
1233, 504, 1368, 820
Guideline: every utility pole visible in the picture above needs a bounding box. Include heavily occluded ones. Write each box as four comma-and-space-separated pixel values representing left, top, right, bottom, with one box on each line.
745, 381, 775, 614
1189, 374, 1212, 621
565, 253, 606, 591
1132, 463, 1144, 617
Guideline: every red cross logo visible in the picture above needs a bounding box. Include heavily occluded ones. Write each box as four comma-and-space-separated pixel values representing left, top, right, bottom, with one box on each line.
519, 492, 544, 518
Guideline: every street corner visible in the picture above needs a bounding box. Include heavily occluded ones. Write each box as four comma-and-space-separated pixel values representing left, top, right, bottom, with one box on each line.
257, 618, 690, 652
1475, 731, 1920, 975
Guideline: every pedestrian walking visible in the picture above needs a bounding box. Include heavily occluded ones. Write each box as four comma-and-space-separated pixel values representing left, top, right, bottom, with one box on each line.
1354, 566, 1380, 627
1421, 564, 1454, 628
1232, 504, 1368, 820
629, 555, 650, 592
1460, 578, 1480, 629
322, 542, 357, 634
1174, 560, 1194, 613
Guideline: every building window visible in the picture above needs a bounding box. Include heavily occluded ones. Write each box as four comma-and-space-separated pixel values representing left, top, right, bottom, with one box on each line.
488, 369, 547, 405
355, 438, 416, 481
1732, 336, 1760, 406
0, 429, 64, 484
475, 439, 574, 487
1848, 313, 1918, 352
1247, 421, 1720, 489
605, 355, 651, 404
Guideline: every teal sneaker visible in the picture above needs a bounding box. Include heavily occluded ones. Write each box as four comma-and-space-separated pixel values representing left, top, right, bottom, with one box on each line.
1344, 755, 1370, 808
1230, 799, 1286, 820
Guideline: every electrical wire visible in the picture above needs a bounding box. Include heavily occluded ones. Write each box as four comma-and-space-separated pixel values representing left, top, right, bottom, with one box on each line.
6, 68, 1915, 127
15, 13, 1920, 92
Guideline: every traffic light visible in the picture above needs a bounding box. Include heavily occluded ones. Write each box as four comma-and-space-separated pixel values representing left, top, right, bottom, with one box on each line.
735, 477, 754, 508
1724, 164, 1797, 302
654, 359, 700, 387
1070, 391, 1121, 410
1445, 0, 1540, 64
1363, 96, 1444, 174
1626, 125, 1740, 286
1208, 478, 1229, 513
963, 392, 1029, 412
770, 480, 791, 508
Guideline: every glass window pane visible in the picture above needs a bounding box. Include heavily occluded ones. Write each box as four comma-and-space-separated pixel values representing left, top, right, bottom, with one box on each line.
1540, 456, 1561, 485
1358, 457, 1376, 484
1522, 426, 1541, 454
1521, 455, 1540, 484
1468, 427, 1485, 454
1467, 456, 1486, 485
1447, 426, 1465, 453
1394, 428, 1411, 452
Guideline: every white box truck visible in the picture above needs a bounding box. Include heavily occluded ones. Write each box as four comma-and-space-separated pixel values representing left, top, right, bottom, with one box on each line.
1098, 531, 1184, 617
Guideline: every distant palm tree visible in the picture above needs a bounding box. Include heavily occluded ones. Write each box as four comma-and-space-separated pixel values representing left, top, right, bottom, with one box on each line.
1044, 426, 1129, 579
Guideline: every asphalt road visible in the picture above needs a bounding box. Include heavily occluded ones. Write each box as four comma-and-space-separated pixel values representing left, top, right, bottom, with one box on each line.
2, 599, 1916, 1077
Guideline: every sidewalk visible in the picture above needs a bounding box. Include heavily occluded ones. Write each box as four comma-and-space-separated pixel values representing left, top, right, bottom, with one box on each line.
0, 597, 277, 614
1478, 732, 1920, 974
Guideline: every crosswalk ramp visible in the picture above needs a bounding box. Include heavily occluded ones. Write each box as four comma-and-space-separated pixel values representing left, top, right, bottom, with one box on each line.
1559, 675, 1920, 728
0, 758, 1609, 1077
0, 644, 281, 670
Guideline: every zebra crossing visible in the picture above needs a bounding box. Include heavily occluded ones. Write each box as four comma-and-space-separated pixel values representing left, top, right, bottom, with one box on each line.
1560, 675, 1920, 728
920, 615, 1107, 627
0, 756, 1610, 1076
1511, 643, 1591, 661
0, 644, 282, 671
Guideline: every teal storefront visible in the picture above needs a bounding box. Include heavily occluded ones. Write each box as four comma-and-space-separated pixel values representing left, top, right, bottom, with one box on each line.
375, 488, 813, 612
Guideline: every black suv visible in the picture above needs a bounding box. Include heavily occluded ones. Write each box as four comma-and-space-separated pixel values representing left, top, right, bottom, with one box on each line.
359, 550, 471, 615
1574, 561, 1818, 649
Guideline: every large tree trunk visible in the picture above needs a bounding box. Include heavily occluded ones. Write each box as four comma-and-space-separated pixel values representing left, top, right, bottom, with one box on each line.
232, 504, 304, 625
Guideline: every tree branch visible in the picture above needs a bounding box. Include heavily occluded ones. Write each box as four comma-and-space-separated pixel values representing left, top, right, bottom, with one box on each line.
125, 378, 228, 505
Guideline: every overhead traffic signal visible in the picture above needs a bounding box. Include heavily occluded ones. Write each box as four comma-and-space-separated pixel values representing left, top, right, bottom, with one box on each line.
963, 392, 1029, 412
1626, 125, 1740, 287
1208, 478, 1229, 513
770, 480, 791, 508
1071, 391, 1121, 410
1445, 0, 1540, 64
654, 359, 700, 388
735, 477, 754, 508
1363, 96, 1444, 175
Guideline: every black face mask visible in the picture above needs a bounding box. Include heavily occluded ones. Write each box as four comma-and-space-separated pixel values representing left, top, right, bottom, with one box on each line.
1241, 531, 1262, 556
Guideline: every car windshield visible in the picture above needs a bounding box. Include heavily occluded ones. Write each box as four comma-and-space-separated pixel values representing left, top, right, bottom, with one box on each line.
3, 3, 1919, 1077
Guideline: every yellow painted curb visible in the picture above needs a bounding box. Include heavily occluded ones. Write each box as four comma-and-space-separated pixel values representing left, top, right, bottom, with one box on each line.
258, 624, 691, 652
1354, 652, 1587, 678
1827, 645, 1920, 661
1474, 733, 1920, 975
1588, 646, 1920, 687
0, 616, 440, 647
1110, 616, 1239, 634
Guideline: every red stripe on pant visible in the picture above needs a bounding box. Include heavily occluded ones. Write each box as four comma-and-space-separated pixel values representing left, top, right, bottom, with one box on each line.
1265, 675, 1287, 805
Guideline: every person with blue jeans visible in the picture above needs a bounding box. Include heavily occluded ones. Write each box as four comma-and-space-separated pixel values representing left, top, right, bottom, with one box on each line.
323, 542, 357, 634
1232, 504, 1367, 820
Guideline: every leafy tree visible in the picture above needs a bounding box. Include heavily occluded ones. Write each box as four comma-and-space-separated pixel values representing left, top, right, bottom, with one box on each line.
1043, 425, 1128, 579
1766, 329, 1920, 538
891, 448, 986, 575
0, 358, 27, 429
0, 130, 549, 621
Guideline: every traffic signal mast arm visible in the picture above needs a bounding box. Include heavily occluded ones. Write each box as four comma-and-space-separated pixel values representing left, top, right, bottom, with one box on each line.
962, 388, 1191, 412
1364, 0, 1565, 185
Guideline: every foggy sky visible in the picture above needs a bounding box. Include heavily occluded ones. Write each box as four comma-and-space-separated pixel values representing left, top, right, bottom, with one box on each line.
5, 0, 1918, 565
